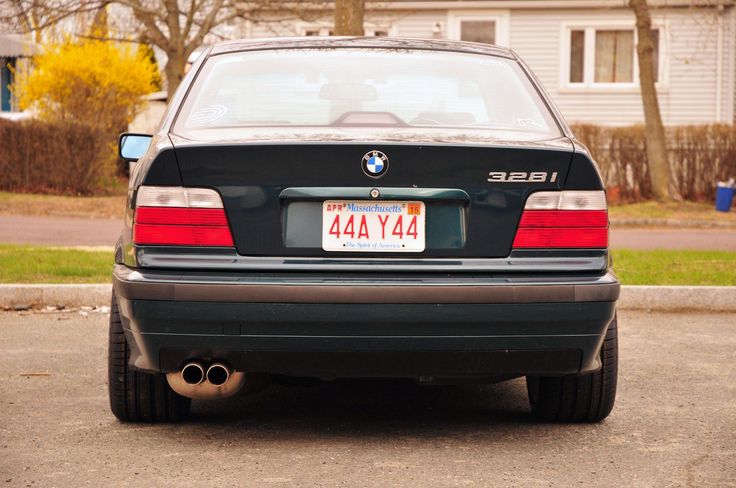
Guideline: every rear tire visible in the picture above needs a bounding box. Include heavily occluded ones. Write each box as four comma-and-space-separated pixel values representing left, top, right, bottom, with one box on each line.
526, 314, 618, 423
108, 293, 191, 422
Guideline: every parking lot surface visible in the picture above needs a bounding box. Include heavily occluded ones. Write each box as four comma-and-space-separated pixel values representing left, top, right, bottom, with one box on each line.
1, 310, 734, 487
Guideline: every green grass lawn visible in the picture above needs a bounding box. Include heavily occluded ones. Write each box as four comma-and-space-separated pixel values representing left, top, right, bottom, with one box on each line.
0, 244, 734, 286
612, 249, 736, 286
0, 245, 113, 284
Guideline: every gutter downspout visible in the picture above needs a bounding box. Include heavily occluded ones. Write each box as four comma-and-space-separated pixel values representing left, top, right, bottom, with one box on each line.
731, 5, 736, 122
715, 2, 724, 122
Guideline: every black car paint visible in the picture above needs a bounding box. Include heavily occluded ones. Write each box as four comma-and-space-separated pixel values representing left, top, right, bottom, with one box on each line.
123, 298, 615, 379
172, 142, 591, 258
113, 264, 618, 378
120, 139, 606, 269
113, 37, 618, 381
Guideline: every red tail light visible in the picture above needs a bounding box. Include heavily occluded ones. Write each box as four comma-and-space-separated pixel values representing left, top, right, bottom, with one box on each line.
133, 187, 234, 247
513, 191, 608, 249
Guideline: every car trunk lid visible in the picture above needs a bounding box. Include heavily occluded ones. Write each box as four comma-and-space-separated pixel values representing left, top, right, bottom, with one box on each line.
171, 135, 574, 258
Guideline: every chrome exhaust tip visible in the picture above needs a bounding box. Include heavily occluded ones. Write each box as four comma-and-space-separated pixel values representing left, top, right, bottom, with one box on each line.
167, 360, 245, 400
206, 363, 230, 387
181, 362, 205, 385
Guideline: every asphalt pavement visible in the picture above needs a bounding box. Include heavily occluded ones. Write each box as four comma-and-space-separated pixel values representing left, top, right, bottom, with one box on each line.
0, 215, 122, 247
2, 214, 736, 249
1, 310, 734, 487
610, 228, 736, 251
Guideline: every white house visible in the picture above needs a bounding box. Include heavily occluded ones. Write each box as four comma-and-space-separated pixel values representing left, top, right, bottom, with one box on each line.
0, 34, 36, 116
221, 0, 736, 126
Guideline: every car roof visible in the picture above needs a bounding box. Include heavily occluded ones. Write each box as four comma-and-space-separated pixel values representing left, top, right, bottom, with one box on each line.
209, 36, 516, 59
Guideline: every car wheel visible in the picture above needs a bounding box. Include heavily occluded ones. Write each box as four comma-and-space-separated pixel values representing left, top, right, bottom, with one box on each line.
108, 293, 191, 422
526, 314, 618, 423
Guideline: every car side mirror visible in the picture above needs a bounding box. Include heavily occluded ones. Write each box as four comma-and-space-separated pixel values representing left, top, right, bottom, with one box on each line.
119, 133, 153, 161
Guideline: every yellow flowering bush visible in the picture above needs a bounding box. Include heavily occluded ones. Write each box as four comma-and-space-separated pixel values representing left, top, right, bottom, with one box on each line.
9, 37, 158, 193
18, 37, 157, 134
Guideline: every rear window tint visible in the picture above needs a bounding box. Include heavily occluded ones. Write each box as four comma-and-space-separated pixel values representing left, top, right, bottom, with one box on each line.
174, 49, 560, 138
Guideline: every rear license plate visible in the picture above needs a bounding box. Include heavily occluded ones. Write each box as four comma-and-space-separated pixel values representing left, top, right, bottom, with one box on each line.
322, 200, 425, 252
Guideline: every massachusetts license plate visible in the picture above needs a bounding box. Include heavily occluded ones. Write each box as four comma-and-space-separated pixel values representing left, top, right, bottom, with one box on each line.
322, 200, 426, 252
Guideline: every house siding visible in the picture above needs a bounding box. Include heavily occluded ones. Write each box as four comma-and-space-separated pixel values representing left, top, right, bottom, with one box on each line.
509, 7, 732, 125
391, 10, 442, 38
724, 6, 736, 122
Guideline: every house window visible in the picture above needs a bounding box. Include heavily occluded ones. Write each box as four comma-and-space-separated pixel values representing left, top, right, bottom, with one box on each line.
460, 20, 496, 44
448, 12, 509, 46
565, 26, 662, 87
569, 30, 585, 83
594, 30, 634, 83
365, 28, 391, 37
302, 28, 333, 37
1, 58, 15, 112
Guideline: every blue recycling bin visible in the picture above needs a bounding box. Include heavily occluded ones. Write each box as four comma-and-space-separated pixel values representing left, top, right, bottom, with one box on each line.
715, 185, 735, 212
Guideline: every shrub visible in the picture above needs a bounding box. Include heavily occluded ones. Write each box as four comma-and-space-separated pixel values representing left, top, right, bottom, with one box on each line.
571, 124, 736, 202
669, 125, 736, 201
0, 118, 115, 195
16, 36, 156, 135
12, 36, 157, 184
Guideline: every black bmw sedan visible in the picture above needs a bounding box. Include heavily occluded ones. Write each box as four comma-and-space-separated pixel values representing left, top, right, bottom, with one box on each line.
111, 36, 619, 423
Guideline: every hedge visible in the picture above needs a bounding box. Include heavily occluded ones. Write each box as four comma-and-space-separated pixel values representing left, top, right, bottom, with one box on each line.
0, 119, 116, 195
1, 119, 734, 201
571, 123, 736, 202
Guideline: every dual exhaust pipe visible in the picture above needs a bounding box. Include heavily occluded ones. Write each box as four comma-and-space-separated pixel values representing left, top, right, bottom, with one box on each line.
181, 362, 230, 387
166, 360, 246, 400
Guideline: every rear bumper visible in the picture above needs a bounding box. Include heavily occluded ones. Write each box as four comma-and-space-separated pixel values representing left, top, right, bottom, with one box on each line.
113, 264, 619, 380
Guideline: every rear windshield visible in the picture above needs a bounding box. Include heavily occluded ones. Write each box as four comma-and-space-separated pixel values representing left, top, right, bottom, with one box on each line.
174, 48, 561, 138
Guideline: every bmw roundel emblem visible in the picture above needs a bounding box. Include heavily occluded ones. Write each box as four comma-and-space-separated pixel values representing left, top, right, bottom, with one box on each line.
362, 150, 389, 178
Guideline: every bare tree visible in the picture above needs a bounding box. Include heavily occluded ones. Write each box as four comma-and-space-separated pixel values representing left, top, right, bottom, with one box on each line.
1, 0, 203, 93
2, 0, 327, 96
118, 0, 236, 95
1, 0, 104, 42
334, 0, 364, 35
629, 0, 673, 201
124, 0, 333, 95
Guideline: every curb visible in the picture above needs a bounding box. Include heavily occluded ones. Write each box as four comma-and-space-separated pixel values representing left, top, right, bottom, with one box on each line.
1, 284, 735, 313
0, 284, 112, 310
618, 285, 736, 312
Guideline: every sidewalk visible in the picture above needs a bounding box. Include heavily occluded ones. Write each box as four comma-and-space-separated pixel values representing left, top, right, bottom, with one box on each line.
0, 215, 120, 247
609, 228, 736, 250
2, 214, 736, 250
